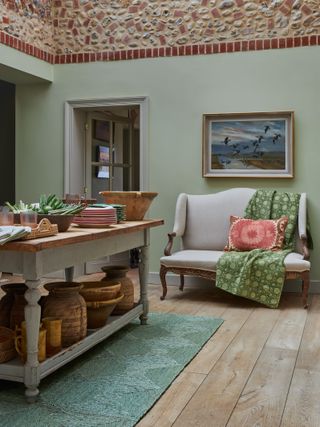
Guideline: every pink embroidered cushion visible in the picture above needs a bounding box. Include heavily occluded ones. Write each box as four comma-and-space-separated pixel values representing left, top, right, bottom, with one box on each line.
225, 216, 288, 252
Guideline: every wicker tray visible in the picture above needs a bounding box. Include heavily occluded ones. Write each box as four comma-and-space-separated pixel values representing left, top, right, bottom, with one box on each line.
20, 218, 59, 240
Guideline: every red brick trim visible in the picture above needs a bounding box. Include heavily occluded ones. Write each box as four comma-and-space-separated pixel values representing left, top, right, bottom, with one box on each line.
1, 32, 319, 65
0, 30, 54, 63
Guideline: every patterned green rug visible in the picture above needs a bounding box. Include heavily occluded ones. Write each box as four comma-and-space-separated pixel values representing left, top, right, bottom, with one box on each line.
0, 313, 223, 427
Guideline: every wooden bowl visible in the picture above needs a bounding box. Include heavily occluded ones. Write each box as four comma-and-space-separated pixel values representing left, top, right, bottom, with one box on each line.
86, 293, 124, 329
79, 281, 121, 302
37, 214, 75, 232
99, 191, 158, 220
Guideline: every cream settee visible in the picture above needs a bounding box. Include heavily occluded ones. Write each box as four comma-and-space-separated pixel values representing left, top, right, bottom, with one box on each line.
160, 188, 311, 307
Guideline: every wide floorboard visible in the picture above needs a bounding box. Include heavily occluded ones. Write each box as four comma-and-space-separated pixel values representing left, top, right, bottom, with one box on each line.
1, 272, 317, 427
138, 280, 318, 427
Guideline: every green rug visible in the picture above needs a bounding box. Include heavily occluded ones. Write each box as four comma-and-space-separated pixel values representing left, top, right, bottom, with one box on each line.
0, 313, 223, 427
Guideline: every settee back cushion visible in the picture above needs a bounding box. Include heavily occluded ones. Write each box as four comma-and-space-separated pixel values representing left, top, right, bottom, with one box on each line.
182, 188, 256, 251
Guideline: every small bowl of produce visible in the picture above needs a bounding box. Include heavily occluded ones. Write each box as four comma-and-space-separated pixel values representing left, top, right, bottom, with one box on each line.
6, 194, 85, 232
36, 214, 74, 232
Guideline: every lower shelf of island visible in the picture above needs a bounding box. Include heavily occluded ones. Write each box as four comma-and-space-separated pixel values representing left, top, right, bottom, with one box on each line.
0, 303, 144, 383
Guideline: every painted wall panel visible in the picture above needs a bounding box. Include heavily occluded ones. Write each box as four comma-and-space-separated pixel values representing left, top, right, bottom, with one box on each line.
15, 46, 320, 280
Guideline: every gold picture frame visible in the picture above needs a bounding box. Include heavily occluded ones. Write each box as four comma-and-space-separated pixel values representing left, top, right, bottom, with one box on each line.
202, 111, 294, 178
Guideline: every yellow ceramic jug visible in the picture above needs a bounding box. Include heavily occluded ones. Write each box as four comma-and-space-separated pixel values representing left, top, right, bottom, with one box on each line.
15, 321, 46, 363
42, 317, 62, 356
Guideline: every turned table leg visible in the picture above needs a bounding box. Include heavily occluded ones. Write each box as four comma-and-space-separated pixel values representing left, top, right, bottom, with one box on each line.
24, 279, 42, 402
139, 245, 149, 325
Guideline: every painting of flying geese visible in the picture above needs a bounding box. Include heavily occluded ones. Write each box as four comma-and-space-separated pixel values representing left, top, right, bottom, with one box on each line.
202, 111, 294, 178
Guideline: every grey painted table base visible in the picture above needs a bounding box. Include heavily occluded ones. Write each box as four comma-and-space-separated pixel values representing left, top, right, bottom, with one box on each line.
0, 220, 162, 401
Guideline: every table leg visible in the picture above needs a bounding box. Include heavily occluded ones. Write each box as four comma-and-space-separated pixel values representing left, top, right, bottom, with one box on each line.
139, 245, 149, 325
65, 266, 74, 282
24, 279, 42, 402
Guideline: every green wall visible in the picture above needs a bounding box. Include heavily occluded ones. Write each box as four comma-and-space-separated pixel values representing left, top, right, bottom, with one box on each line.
15, 46, 320, 282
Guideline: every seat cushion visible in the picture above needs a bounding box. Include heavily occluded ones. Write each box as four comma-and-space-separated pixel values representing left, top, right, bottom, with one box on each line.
160, 250, 223, 271
284, 252, 310, 272
160, 250, 310, 273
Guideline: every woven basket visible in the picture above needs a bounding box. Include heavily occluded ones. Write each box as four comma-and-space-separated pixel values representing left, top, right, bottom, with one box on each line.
79, 281, 121, 302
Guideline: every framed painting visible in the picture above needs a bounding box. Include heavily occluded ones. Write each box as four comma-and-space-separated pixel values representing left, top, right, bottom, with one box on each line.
96, 145, 110, 178
202, 111, 294, 178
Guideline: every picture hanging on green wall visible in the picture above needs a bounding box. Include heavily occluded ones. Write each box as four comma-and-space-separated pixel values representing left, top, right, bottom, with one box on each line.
202, 111, 294, 178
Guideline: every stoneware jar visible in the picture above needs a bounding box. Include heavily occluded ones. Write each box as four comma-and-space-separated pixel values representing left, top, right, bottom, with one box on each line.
43, 282, 87, 347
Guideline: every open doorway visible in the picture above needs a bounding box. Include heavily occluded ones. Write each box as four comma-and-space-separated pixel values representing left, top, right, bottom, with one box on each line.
64, 97, 149, 274
85, 107, 140, 203
64, 97, 149, 199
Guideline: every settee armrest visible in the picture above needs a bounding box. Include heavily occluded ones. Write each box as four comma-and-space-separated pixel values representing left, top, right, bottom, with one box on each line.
301, 236, 310, 260
172, 193, 188, 237
164, 232, 176, 256
298, 193, 310, 260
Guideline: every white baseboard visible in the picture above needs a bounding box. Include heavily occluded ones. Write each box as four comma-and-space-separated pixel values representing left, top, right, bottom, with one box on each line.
148, 271, 320, 294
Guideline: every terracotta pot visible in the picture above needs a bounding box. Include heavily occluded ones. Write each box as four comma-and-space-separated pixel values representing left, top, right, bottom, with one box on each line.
43, 282, 87, 347
101, 266, 134, 314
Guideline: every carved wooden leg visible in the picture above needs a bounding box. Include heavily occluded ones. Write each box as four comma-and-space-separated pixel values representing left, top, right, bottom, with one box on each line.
24, 279, 42, 402
160, 264, 168, 300
302, 271, 310, 309
179, 274, 185, 291
139, 247, 149, 325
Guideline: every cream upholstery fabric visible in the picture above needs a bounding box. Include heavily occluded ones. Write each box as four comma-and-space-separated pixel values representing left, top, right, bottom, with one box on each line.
160, 250, 222, 271
298, 192, 307, 238
284, 252, 310, 272
182, 188, 255, 251
160, 250, 310, 273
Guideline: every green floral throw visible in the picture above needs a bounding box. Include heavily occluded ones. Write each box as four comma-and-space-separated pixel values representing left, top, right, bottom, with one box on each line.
216, 190, 301, 308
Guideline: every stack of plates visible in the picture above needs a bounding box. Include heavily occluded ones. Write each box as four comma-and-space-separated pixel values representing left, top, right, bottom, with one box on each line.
109, 204, 126, 222
73, 207, 117, 228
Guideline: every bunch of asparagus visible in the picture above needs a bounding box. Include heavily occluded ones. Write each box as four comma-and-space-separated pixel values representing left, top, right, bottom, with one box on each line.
6, 194, 85, 215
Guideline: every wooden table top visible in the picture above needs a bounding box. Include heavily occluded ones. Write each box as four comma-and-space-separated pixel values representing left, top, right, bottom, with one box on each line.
0, 219, 164, 253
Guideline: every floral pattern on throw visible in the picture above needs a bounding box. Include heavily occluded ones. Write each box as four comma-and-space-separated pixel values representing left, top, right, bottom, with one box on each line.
225, 215, 288, 252
216, 190, 301, 308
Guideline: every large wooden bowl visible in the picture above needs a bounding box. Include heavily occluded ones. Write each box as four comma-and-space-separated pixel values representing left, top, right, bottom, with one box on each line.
99, 191, 158, 220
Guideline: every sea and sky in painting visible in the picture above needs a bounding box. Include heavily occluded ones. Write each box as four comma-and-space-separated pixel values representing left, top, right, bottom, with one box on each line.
210, 119, 286, 170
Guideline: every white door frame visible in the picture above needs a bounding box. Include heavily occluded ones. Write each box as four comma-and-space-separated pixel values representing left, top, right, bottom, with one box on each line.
64, 96, 149, 195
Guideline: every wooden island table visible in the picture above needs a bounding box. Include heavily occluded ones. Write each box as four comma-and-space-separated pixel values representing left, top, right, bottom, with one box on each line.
0, 219, 163, 401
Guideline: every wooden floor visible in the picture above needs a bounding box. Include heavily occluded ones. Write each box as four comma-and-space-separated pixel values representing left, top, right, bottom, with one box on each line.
137, 280, 320, 427
1, 272, 319, 426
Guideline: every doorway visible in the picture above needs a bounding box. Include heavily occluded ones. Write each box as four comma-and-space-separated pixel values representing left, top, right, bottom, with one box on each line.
85, 107, 140, 203
64, 97, 149, 198
64, 96, 149, 274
